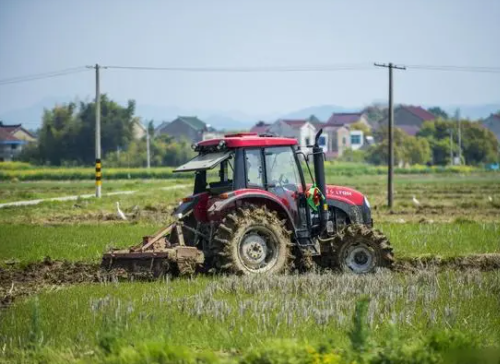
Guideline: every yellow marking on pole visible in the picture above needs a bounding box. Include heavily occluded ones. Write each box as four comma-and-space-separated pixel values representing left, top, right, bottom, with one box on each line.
95, 172, 102, 177
96, 180, 102, 186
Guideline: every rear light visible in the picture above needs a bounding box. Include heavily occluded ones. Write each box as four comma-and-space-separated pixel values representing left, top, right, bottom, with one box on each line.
182, 197, 193, 202
219, 193, 229, 199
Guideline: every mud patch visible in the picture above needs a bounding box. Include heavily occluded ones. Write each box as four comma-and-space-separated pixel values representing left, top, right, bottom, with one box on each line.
394, 253, 500, 272
2, 254, 500, 307
0, 258, 101, 307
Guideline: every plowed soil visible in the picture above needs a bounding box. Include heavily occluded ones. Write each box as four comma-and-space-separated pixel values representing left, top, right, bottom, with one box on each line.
2, 254, 500, 307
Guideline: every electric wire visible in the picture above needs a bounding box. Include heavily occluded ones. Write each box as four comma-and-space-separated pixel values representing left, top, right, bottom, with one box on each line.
0, 67, 90, 86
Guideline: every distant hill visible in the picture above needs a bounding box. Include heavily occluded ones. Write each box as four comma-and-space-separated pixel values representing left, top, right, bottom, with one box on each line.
441, 104, 500, 120
280, 104, 359, 121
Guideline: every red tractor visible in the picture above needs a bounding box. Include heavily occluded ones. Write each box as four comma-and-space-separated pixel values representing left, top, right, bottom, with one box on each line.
102, 130, 393, 275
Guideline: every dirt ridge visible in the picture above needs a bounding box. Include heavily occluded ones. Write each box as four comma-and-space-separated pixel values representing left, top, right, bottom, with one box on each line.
1, 254, 500, 307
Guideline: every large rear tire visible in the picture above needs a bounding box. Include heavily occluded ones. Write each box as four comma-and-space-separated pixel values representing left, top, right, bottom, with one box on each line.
212, 205, 293, 275
333, 225, 394, 273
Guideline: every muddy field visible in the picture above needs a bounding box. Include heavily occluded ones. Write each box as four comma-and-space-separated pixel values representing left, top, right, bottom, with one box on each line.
0, 173, 499, 362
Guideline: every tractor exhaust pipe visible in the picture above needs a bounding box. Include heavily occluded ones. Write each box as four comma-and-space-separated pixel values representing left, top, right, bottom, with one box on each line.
312, 129, 328, 229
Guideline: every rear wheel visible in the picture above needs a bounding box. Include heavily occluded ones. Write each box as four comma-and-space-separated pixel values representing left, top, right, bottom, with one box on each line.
333, 225, 394, 273
212, 205, 293, 274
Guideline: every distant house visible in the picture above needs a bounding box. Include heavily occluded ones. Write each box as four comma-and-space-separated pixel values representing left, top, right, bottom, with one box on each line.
326, 112, 371, 129
482, 113, 500, 142
378, 106, 436, 135
268, 119, 322, 150
249, 121, 272, 135
0, 122, 36, 162
323, 125, 351, 158
155, 116, 207, 142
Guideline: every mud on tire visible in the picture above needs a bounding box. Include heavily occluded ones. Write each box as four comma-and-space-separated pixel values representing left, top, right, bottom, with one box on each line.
212, 204, 293, 274
333, 224, 394, 273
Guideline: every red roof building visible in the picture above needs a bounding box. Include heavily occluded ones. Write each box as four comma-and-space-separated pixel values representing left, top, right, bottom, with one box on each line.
0, 122, 36, 162
377, 105, 437, 136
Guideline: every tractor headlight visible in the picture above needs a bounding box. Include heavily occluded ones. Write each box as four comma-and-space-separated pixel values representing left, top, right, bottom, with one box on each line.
217, 140, 226, 150
364, 197, 371, 209
176, 213, 183, 219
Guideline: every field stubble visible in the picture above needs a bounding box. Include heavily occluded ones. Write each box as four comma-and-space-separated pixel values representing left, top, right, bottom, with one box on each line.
1, 270, 499, 356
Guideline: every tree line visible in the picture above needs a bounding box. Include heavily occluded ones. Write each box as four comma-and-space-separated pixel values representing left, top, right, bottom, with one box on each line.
346, 107, 499, 166
18, 98, 499, 167
18, 95, 194, 167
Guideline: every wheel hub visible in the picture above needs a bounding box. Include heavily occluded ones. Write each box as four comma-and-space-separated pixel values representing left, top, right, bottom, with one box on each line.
345, 245, 375, 273
240, 234, 268, 266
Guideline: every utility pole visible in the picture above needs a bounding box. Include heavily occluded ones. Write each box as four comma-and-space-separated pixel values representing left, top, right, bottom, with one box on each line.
449, 128, 454, 165
146, 128, 151, 170
374, 62, 406, 208
86, 64, 107, 197
455, 109, 462, 165
94, 64, 101, 197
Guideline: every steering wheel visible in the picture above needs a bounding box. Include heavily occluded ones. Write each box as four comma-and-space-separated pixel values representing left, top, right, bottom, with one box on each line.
278, 174, 289, 187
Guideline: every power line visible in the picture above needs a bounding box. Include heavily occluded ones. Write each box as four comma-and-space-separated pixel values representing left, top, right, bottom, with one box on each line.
405, 64, 500, 73
0, 67, 90, 86
105, 63, 373, 72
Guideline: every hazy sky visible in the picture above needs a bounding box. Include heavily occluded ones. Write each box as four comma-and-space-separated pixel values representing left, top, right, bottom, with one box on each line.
1, 0, 499, 120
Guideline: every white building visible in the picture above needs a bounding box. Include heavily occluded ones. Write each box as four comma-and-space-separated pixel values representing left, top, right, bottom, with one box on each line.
267, 119, 326, 151
349, 130, 365, 150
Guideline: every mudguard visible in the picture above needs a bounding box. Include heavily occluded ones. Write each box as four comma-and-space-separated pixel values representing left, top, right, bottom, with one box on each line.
207, 189, 297, 231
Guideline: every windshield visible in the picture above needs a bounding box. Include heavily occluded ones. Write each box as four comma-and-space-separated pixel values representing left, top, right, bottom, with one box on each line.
173, 151, 232, 172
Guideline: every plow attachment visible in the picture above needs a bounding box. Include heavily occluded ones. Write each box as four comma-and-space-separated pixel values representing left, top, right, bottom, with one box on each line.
101, 222, 205, 277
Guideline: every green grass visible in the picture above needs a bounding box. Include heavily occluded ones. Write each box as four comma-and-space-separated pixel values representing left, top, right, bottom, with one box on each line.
1, 271, 499, 356
1, 162, 496, 182
1, 223, 498, 264
0, 179, 189, 203
378, 222, 500, 258
0, 182, 192, 224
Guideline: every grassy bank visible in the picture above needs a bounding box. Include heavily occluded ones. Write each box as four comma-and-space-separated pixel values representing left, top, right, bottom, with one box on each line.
1, 222, 498, 264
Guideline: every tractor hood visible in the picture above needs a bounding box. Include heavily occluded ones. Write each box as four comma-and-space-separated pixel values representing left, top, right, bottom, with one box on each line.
307, 183, 365, 206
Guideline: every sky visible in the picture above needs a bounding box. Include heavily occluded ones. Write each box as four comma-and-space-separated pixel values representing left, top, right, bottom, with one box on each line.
0, 0, 499, 125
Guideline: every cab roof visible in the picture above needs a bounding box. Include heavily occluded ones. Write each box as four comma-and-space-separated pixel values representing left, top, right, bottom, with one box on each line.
197, 133, 297, 148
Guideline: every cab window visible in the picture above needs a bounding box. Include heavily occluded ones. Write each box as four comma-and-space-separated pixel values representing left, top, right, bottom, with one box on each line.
245, 149, 264, 188
265, 147, 300, 190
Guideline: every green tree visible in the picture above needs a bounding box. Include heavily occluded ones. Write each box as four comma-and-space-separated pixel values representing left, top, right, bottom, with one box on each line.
20, 95, 136, 166
366, 127, 431, 165
427, 106, 449, 119
404, 136, 431, 164
417, 118, 498, 165
350, 121, 372, 136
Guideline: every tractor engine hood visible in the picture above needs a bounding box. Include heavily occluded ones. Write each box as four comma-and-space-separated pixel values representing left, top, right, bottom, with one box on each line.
324, 185, 365, 206
306, 183, 365, 206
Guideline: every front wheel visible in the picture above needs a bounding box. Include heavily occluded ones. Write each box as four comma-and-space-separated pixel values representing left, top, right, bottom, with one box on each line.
212, 205, 293, 274
333, 225, 394, 273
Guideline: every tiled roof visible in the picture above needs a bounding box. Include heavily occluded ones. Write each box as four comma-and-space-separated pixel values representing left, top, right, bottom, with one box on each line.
0, 128, 20, 142
281, 119, 308, 129
397, 125, 420, 136
326, 112, 363, 125
177, 116, 206, 131
404, 106, 436, 121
